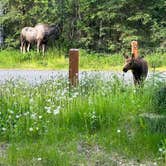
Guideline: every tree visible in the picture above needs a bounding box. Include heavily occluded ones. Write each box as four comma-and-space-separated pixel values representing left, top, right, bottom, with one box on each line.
1, 0, 166, 53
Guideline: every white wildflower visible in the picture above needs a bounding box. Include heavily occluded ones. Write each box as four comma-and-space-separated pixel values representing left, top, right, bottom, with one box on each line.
47, 99, 51, 103
72, 92, 79, 98
8, 109, 14, 114
91, 111, 96, 119
16, 115, 20, 119
53, 106, 61, 115
2, 127, 6, 131
47, 110, 51, 114
24, 112, 29, 116
62, 89, 67, 96
117, 129, 121, 133
158, 148, 163, 152
31, 113, 37, 119
37, 157, 42, 161
39, 115, 42, 119
29, 127, 33, 132
45, 106, 51, 113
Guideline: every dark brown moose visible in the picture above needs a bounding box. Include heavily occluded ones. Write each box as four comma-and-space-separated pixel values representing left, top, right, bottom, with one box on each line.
123, 54, 148, 85
20, 23, 62, 54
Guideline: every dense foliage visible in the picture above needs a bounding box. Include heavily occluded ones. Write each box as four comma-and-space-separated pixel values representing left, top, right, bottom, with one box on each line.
1, 0, 166, 53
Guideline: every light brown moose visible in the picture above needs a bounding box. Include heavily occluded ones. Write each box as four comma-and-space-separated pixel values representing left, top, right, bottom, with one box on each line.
20, 27, 37, 53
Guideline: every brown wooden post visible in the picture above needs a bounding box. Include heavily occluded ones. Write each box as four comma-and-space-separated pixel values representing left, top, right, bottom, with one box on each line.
131, 41, 138, 58
69, 49, 79, 87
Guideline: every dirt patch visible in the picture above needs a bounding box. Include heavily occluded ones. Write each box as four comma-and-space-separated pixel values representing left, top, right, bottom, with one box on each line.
0, 142, 8, 165
76, 141, 160, 166
0, 143, 8, 158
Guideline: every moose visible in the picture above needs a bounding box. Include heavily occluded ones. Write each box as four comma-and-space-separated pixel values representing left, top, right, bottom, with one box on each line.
20, 23, 62, 54
123, 53, 148, 85
20, 27, 37, 53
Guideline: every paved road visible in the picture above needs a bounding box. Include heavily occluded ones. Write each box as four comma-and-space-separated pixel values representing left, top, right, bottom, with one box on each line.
0, 69, 165, 85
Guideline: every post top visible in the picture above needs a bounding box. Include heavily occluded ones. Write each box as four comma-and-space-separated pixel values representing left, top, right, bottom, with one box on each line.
131, 40, 138, 58
70, 49, 79, 52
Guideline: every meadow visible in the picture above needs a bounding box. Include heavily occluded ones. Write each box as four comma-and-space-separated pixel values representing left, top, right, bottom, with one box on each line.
0, 72, 165, 165
0, 49, 166, 71
0, 48, 165, 165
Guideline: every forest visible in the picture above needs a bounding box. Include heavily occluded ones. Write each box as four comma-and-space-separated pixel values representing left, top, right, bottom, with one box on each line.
0, 0, 166, 53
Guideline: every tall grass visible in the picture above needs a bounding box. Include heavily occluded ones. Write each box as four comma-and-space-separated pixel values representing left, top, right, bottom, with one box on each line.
0, 48, 166, 70
0, 73, 165, 165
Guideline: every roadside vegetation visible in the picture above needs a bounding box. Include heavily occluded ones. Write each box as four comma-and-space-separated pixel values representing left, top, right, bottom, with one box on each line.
0, 73, 165, 165
0, 49, 166, 71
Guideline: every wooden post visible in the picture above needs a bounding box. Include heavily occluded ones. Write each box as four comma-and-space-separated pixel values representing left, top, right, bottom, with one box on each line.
131, 41, 138, 58
69, 49, 79, 87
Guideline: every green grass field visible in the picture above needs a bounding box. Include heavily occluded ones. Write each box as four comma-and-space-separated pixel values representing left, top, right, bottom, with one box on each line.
0, 49, 166, 71
0, 74, 165, 165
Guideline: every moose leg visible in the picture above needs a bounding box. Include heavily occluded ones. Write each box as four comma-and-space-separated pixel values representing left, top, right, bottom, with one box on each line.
20, 45, 23, 53
134, 79, 138, 86
133, 75, 138, 86
20, 35, 25, 53
23, 42, 26, 54
20, 42, 23, 53
27, 43, 31, 52
42, 43, 46, 55
37, 40, 41, 53
20, 40, 25, 53
133, 76, 143, 87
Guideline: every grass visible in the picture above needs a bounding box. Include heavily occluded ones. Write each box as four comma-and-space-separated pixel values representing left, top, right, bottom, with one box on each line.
0, 49, 68, 70
0, 48, 166, 71
0, 73, 165, 165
